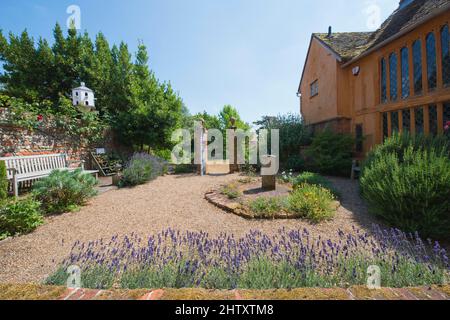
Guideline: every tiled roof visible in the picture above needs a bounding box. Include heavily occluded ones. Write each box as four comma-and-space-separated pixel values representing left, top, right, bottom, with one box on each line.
313, 0, 450, 63
366, 0, 449, 49
313, 33, 373, 62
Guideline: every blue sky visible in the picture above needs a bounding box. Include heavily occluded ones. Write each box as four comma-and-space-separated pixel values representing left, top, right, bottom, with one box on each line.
0, 0, 399, 123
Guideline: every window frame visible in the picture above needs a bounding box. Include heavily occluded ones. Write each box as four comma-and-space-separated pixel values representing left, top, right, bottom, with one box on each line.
381, 58, 387, 103
400, 47, 410, 99
441, 24, 450, 87
426, 32, 437, 91
310, 79, 319, 98
412, 39, 423, 95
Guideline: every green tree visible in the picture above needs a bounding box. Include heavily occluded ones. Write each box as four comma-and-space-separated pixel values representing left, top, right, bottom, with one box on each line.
109, 43, 133, 114
90, 32, 113, 116
219, 104, 249, 131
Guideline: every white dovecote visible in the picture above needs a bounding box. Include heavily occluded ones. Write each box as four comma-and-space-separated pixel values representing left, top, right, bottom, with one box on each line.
72, 82, 95, 111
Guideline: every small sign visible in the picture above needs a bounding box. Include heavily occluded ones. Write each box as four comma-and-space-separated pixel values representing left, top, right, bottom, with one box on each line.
95, 148, 106, 155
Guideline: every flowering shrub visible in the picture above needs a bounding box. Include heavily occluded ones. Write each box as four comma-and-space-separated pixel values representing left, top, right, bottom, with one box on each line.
280, 170, 294, 183
46, 226, 449, 290
445, 121, 450, 138
119, 153, 167, 188
288, 184, 335, 223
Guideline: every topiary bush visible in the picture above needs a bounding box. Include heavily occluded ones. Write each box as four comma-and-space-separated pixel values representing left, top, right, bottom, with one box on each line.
0, 161, 8, 202
0, 198, 44, 239
305, 129, 354, 176
33, 169, 98, 215
119, 153, 166, 187
288, 183, 335, 223
360, 134, 450, 237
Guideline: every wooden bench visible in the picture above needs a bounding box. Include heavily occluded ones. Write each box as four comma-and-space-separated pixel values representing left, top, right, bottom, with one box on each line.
0, 154, 99, 197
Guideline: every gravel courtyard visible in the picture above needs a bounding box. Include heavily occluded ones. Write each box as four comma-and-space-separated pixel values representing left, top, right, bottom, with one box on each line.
0, 173, 377, 284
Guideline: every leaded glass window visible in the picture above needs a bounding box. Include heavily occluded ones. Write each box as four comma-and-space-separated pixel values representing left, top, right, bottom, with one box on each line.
429, 105, 438, 135
401, 47, 410, 99
381, 58, 387, 103
415, 107, 424, 134
426, 32, 437, 90
389, 53, 398, 101
413, 40, 423, 95
383, 113, 388, 139
441, 25, 450, 86
391, 111, 399, 134
402, 109, 411, 133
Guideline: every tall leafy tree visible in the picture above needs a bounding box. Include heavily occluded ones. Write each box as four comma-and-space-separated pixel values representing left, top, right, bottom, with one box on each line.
109, 42, 133, 113
0, 24, 186, 152
219, 104, 249, 131
91, 32, 113, 116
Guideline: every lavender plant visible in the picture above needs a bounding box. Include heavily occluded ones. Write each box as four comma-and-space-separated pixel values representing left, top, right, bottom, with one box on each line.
119, 153, 167, 188
46, 225, 449, 290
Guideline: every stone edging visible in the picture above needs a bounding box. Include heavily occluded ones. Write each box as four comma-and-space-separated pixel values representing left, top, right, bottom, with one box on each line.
0, 284, 449, 300
205, 189, 340, 220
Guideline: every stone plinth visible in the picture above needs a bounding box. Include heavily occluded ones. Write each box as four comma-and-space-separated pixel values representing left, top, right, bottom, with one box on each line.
261, 175, 276, 191
261, 155, 277, 191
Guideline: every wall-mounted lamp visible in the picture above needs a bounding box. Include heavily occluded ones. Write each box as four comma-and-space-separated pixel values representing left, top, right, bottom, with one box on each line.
296, 92, 302, 98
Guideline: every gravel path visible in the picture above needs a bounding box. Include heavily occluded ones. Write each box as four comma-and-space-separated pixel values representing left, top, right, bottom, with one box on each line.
0, 174, 378, 284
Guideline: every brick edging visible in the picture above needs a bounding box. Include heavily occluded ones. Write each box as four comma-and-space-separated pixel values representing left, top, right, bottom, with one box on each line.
0, 284, 449, 300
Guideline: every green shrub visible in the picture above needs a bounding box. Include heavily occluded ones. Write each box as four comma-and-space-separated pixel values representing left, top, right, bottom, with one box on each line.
293, 172, 340, 198
283, 155, 305, 172
288, 183, 335, 223
305, 129, 354, 176
361, 135, 450, 237
119, 153, 162, 187
255, 113, 311, 171
364, 133, 450, 170
33, 169, 98, 215
174, 164, 194, 174
0, 198, 44, 239
249, 197, 288, 218
0, 161, 8, 201
220, 183, 242, 199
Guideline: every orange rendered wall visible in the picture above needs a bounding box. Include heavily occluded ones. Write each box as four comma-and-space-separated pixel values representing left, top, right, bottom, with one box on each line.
344, 10, 450, 152
301, 10, 450, 155
300, 39, 339, 125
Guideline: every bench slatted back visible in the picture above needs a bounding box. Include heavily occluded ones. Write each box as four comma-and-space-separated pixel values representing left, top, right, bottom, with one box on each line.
0, 154, 69, 179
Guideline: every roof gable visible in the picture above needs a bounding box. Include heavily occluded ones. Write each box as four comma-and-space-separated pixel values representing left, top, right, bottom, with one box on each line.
313, 32, 374, 63
306, 0, 450, 67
